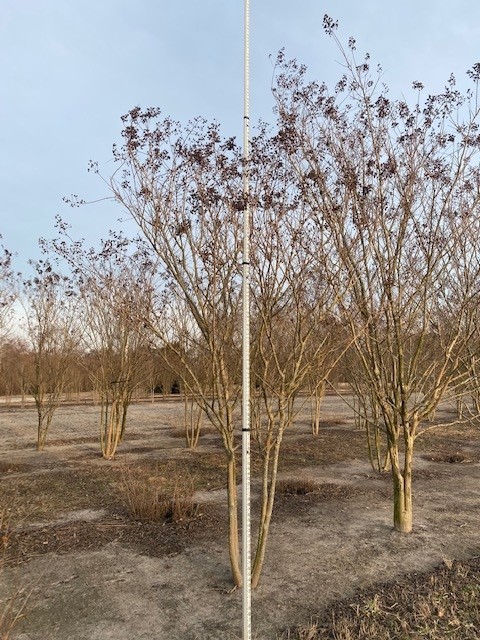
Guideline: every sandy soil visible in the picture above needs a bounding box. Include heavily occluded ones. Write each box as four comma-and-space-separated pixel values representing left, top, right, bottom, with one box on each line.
0, 397, 479, 640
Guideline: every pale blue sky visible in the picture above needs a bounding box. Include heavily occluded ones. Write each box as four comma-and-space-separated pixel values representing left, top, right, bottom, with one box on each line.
2, 0, 480, 273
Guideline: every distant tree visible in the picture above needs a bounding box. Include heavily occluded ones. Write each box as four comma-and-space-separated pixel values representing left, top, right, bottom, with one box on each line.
0, 238, 17, 346
22, 260, 80, 450
158, 332, 207, 449
0, 339, 31, 404
305, 319, 346, 436
46, 231, 156, 459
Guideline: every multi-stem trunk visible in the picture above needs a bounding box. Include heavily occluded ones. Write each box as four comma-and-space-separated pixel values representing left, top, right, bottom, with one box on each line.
119, 394, 131, 442
366, 412, 390, 473
184, 392, 202, 448
225, 444, 242, 587
388, 428, 414, 533
36, 397, 55, 451
37, 414, 48, 451
100, 397, 125, 459
310, 379, 326, 435
251, 428, 284, 589
250, 397, 292, 589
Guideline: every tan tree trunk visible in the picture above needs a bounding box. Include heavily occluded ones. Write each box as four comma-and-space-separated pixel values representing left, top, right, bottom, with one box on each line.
366, 416, 390, 473
251, 430, 284, 589
184, 392, 203, 449
100, 397, 125, 459
310, 380, 325, 435
226, 449, 242, 587
389, 434, 413, 533
36, 398, 55, 451
37, 416, 48, 451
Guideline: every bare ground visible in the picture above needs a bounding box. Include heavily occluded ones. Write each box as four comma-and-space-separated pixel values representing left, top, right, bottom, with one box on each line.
0, 396, 479, 639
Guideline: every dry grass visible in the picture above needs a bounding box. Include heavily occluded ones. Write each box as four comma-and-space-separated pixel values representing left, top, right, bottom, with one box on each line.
282, 557, 480, 640
167, 425, 219, 439
182, 450, 229, 490
422, 452, 474, 464
276, 479, 319, 496
119, 464, 199, 524
0, 504, 32, 640
282, 621, 320, 640
0, 468, 114, 524
0, 462, 31, 474
278, 429, 366, 471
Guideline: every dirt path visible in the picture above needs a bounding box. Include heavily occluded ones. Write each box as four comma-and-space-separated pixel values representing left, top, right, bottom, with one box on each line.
1, 400, 479, 639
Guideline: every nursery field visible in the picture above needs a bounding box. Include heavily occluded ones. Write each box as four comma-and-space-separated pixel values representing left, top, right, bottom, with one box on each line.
0, 396, 479, 640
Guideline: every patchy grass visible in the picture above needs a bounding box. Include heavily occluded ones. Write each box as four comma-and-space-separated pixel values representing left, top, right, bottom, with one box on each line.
0, 503, 33, 640
276, 479, 319, 496
6, 502, 227, 563
119, 464, 199, 524
45, 436, 98, 447
0, 426, 369, 529
423, 452, 474, 464
279, 429, 366, 470
282, 557, 480, 640
167, 425, 219, 439
416, 420, 480, 454
2, 400, 480, 640
0, 462, 31, 474
182, 451, 229, 490
0, 451, 227, 529
273, 482, 367, 522
0, 469, 115, 524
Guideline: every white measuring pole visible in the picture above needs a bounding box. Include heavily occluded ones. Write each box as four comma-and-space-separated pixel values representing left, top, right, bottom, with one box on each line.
242, 0, 252, 639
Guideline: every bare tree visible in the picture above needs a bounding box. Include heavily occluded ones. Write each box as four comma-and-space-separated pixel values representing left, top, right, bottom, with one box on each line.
103, 109, 341, 587
0, 240, 16, 342
45, 230, 155, 459
152, 338, 207, 448
101, 113, 246, 583
444, 208, 480, 422
273, 20, 480, 532
348, 363, 391, 473
21, 260, 80, 450
85, 104, 351, 588
248, 130, 346, 586
306, 320, 345, 436
0, 339, 30, 404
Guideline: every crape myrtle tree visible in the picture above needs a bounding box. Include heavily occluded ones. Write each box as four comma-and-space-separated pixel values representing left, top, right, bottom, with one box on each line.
152, 309, 212, 449
95, 109, 342, 587
347, 352, 392, 473
248, 128, 346, 586
305, 320, 346, 436
0, 239, 16, 345
337, 339, 392, 473
151, 294, 212, 449
272, 17, 480, 532
104, 112, 246, 584
45, 230, 155, 459
21, 260, 80, 450
168, 334, 209, 450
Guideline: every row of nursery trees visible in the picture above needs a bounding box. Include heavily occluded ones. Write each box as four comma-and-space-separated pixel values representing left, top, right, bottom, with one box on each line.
2, 20, 480, 588
0, 234, 340, 441
0, 336, 183, 405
